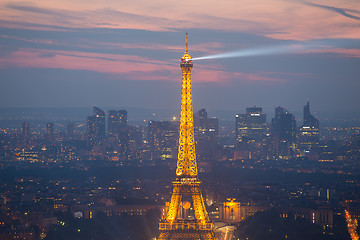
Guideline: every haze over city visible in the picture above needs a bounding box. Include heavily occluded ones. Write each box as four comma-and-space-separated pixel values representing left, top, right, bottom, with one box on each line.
1, 1, 360, 240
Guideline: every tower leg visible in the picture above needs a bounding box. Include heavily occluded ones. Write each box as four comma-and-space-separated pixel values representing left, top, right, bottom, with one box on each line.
166, 185, 182, 224
192, 186, 209, 224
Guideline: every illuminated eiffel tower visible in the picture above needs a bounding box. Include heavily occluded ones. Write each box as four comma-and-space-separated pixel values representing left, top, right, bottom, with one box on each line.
158, 34, 217, 240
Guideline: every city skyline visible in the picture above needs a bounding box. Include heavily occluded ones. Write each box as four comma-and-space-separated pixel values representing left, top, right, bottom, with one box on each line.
0, 0, 360, 113
1, 2, 360, 238
1, 41, 360, 239
1, 89, 360, 239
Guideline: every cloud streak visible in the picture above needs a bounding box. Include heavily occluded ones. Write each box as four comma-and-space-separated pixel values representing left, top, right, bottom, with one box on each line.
1, 0, 360, 40
304, 1, 360, 20
0, 46, 291, 84
0, 48, 176, 79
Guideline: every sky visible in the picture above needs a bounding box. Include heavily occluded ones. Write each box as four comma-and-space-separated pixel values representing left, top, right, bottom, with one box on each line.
0, 0, 360, 116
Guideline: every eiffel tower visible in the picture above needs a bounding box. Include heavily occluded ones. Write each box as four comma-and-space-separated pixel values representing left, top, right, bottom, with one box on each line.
158, 33, 217, 240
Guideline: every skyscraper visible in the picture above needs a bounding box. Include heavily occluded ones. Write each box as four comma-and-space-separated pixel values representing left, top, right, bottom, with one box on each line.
93, 106, 106, 138
46, 122, 54, 142
87, 116, 96, 146
235, 106, 267, 143
87, 106, 106, 147
207, 117, 219, 143
235, 106, 267, 160
148, 120, 178, 160
299, 102, 319, 152
108, 110, 127, 135
66, 122, 74, 139
271, 106, 297, 159
304, 102, 319, 128
22, 121, 30, 141
108, 110, 128, 160
195, 108, 208, 133
194, 109, 221, 161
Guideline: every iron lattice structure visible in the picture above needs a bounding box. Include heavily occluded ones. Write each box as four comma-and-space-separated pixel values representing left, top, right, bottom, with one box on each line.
158, 34, 217, 240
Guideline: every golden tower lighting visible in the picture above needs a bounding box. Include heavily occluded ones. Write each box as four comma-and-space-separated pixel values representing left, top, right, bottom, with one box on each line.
158, 33, 217, 240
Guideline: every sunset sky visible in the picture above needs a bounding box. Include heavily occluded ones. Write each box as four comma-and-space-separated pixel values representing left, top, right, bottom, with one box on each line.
1, 0, 359, 115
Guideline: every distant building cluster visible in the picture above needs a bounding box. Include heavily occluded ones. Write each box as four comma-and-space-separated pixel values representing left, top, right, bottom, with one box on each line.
0, 102, 359, 168
234, 102, 320, 161
2, 106, 223, 165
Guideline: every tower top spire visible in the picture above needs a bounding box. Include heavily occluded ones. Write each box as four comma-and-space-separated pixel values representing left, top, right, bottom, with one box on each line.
181, 33, 192, 63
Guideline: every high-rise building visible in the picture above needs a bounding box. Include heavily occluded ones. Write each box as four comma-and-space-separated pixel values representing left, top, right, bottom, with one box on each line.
235, 106, 267, 160
148, 120, 178, 160
22, 121, 30, 141
93, 106, 106, 138
66, 122, 74, 139
46, 122, 54, 142
271, 106, 297, 159
194, 109, 219, 141
87, 106, 106, 147
207, 117, 219, 143
108, 110, 128, 160
195, 108, 208, 133
304, 102, 319, 128
194, 109, 221, 161
299, 102, 319, 152
235, 106, 267, 143
128, 125, 144, 154
87, 116, 96, 146
108, 110, 127, 135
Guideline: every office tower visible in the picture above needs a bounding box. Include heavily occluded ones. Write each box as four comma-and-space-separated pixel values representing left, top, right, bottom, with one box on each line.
108, 110, 128, 160
235, 106, 267, 143
148, 120, 178, 160
207, 117, 219, 142
128, 125, 144, 152
195, 108, 208, 133
46, 122, 54, 142
93, 106, 106, 138
108, 110, 127, 135
22, 121, 30, 141
194, 109, 219, 141
194, 109, 221, 161
66, 122, 74, 139
87, 116, 96, 146
271, 106, 297, 159
235, 106, 267, 160
299, 102, 319, 152
304, 102, 319, 128
194, 109, 208, 142
87, 106, 106, 147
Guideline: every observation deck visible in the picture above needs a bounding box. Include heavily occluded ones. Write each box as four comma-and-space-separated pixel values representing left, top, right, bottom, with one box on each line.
159, 222, 214, 231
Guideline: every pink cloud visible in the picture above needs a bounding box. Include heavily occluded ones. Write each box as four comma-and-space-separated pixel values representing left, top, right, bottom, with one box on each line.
1, 0, 360, 41
301, 47, 360, 58
75, 40, 224, 54
0, 48, 177, 79
0, 34, 54, 44
0, 48, 286, 84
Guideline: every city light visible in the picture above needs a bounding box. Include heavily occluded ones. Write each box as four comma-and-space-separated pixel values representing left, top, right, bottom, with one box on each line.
345, 210, 359, 240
